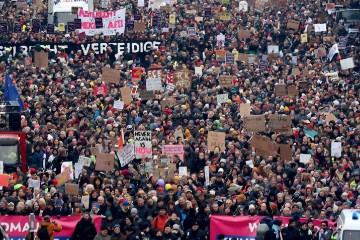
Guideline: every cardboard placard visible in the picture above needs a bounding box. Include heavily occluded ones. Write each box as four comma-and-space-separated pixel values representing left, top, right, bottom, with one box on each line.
275, 84, 287, 97
134, 22, 146, 32
207, 131, 226, 152
324, 113, 338, 123
292, 67, 301, 76
161, 97, 176, 110
298, 81, 308, 89
279, 144, 292, 161
287, 19, 300, 31
219, 75, 234, 88
239, 103, 251, 117
55, 169, 71, 186
251, 135, 277, 157
120, 87, 132, 105
139, 89, 155, 100
254, 0, 265, 12
287, 85, 298, 96
173, 70, 193, 89
243, 115, 266, 133
95, 153, 115, 172
268, 115, 292, 133
301, 172, 311, 184
102, 68, 120, 84
314, 47, 327, 58
238, 30, 251, 39
34, 51, 48, 68
65, 183, 79, 195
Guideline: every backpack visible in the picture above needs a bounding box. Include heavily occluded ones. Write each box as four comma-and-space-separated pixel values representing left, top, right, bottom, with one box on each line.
37, 226, 51, 240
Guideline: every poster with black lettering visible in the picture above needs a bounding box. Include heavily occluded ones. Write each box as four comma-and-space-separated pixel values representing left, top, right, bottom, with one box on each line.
204, 7, 212, 17
74, 19, 82, 29
32, 19, 40, 33
173, 70, 193, 89
127, 20, 134, 30
134, 131, 152, 159
13, 23, 22, 33
47, 24, 55, 34
67, 22, 75, 33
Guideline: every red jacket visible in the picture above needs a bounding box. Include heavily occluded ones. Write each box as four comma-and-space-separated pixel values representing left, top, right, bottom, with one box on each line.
152, 213, 169, 231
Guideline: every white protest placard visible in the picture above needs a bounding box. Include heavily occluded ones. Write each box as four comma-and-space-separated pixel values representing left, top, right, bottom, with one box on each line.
61, 162, 74, 180
331, 141, 342, 157
340, 58, 355, 70
28, 179, 41, 189
314, 23, 327, 32
300, 154, 311, 164
134, 131, 152, 159
179, 166, 188, 178
239, 1, 248, 12
216, 34, 225, 46
138, 0, 145, 7
195, 67, 202, 76
53, 0, 88, 12
146, 78, 162, 91
217, 93, 229, 104
114, 100, 125, 110
81, 195, 90, 209
148, 0, 164, 10
166, 83, 175, 92
78, 156, 91, 167
77, 9, 126, 36
267, 45, 279, 54
246, 160, 254, 168
118, 142, 135, 167
204, 166, 210, 186
74, 163, 82, 179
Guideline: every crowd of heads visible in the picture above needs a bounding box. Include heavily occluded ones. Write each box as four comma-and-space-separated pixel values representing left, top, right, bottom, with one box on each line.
1, 0, 360, 239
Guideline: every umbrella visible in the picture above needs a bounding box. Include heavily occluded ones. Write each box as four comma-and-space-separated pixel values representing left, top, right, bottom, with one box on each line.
14, 184, 23, 190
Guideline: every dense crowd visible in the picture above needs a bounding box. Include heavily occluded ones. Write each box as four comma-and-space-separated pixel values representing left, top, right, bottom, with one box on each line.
1, 0, 360, 240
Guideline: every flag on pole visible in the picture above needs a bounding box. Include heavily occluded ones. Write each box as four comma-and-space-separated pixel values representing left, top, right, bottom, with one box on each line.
4, 74, 24, 110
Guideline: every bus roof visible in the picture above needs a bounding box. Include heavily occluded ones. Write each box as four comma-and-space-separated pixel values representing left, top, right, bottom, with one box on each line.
339, 209, 360, 230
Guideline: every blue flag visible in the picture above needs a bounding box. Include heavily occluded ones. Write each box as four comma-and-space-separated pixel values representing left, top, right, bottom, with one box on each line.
4, 74, 24, 111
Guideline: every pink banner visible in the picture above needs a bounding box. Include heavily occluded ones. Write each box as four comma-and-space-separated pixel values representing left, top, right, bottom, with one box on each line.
0, 215, 101, 240
210, 215, 336, 240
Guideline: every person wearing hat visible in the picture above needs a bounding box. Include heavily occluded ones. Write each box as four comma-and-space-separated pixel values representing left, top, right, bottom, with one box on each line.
281, 218, 300, 240
111, 224, 125, 240
152, 206, 169, 231
184, 220, 206, 240
37, 215, 62, 240
94, 225, 111, 240
70, 212, 97, 240
162, 224, 177, 240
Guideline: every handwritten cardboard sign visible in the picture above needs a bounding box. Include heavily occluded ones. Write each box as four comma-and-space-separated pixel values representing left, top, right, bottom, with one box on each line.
275, 84, 287, 97
243, 115, 266, 132
102, 68, 120, 84
207, 131, 226, 152
287, 19, 300, 31
139, 89, 155, 100
95, 153, 115, 172
173, 70, 193, 89
268, 115, 292, 133
238, 29, 251, 39
239, 103, 251, 117
219, 75, 234, 88
34, 51, 48, 68
65, 183, 79, 195
120, 87, 132, 105
134, 22, 146, 32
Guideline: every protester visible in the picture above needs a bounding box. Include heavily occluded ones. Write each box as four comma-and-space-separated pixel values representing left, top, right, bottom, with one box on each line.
70, 213, 98, 240
37, 215, 62, 240
0, 0, 359, 239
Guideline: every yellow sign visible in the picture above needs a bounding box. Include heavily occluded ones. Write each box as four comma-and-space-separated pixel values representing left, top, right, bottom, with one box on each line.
220, 12, 231, 21
301, 33, 308, 43
169, 13, 176, 24
232, 49, 239, 61
58, 23, 65, 32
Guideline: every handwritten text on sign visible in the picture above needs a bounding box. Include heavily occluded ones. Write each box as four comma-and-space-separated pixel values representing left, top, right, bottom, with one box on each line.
78, 9, 126, 36
134, 131, 152, 159
173, 70, 193, 89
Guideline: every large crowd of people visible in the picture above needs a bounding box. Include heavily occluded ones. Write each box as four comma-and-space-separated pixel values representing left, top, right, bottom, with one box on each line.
1, 0, 360, 239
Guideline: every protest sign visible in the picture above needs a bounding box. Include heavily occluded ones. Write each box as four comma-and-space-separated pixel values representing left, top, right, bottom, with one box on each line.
219, 75, 234, 88
113, 101, 124, 110
254, 0, 265, 12
243, 115, 266, 132
300, 154, 311, 164
0, 174, 9, 187
314, 23, 327, 32
216, 49, 226, 61
267, 45, 279, 54
118, 142, 135, 167
77, 9, 126, 36
146, 78, 162, 91
187, 27, 196, 36
287, 19, 300, 31
207, 131, 226, 152
134, 131, 152, 159
162, 145, 184, 162
275, 84, 287, 97
34, 51, 48, 68
340, 58, 355, 70
61, 162, 74, 180
132, 67, 143, 81
301, 33, 308, 43
287, 85, 299, 96
324, 113, 338, 123
279, 144, 292, 161
94, 85, 108, 96
134, 22, 146, 32
217, 93, 229, 104
81, 195, 90, 209
161, 97, 176, 109
331, 141, 342, 157
251, 135, 277, 157
173, 70, 193, 89
268, 115, 292, 133
55, 170, 71, 186
65, 183, 79, 195
78, 156, 91, 167
102, 68, 120, 84
95, 153, 115, 171
195, 67, 202, 76
179, 166, 187, 178
147, 67, 162, 78
239, 103, 251, 117
238, 30, 251, 39
226, 53, 235, 64
28, 179, 40, 189
139, 90, 155, 100
120, 87, 132, 105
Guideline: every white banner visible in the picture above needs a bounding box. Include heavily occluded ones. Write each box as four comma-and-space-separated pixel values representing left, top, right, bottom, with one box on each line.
78, 9, 126, 36
134, 131, 152, 159
53, 0, 89, 13
118, 143, 135, 167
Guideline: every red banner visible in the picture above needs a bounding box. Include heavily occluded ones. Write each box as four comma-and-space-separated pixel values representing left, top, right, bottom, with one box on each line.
0, 215, 101, 240
210, 215, 336, 240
